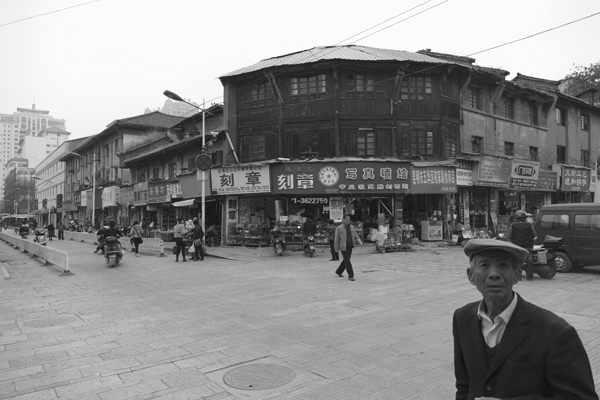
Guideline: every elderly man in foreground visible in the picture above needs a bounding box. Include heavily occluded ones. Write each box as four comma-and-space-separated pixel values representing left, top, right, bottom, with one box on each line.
453, 239, 597, 400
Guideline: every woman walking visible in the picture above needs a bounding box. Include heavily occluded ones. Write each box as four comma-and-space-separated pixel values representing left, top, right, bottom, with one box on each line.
47, 223, 55, 241
173, 218, 187, 262
190, 220, 204, 261
129, 220, 143, 257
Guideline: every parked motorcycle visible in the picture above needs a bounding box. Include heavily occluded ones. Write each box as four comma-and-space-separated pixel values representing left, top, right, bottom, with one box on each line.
528, 235, 562, 279
33, 229, 47, 246
270, 227, 285, 256
103, 236, 123, 267
303, 233, 316, 258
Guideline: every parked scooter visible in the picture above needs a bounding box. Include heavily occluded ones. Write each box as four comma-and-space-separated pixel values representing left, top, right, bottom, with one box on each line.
270, 227, 285, 256
18, 224, 29, 239
528, 235, 562, 279
33, 229, 47, 246
303, 233, 316, 258
103, 236, 123, 267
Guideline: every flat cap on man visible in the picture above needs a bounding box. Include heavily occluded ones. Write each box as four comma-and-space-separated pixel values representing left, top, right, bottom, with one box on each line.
464, 239, 529, 265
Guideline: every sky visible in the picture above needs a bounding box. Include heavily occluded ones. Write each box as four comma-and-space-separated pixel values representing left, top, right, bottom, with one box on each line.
1, 0, 599, 140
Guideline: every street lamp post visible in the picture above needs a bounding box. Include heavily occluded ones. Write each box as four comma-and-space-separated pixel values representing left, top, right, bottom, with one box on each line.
69, 152, 97, 229
163, 90, 210, 234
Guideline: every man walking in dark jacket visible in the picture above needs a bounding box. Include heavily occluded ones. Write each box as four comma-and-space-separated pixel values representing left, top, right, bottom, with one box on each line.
506, 210, 537, 280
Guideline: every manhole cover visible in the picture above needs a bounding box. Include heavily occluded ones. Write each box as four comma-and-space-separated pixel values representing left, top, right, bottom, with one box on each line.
223, 363, 296, 390
23, 315, 77, 328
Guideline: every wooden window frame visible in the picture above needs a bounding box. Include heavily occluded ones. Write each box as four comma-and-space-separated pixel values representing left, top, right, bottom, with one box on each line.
503, 97, 515, 119
469, 86, 482, 110
401, 76, 432, 101
357, 130, 375, 156
409, 130, 434, 156
556, 107, 567, 126
557, 145, 566, 164
528, 101, 538, 125
346, 73, 383, 99
505, 141, 514, 156
168, 162, 177, 179
291, 74, 326, 101
249, 135, 266, 161
472, 136, 483, 153
241, 82, 273, 109
581, 114, 590, 131
530, 146, 538, 162
582, 150, 590, 167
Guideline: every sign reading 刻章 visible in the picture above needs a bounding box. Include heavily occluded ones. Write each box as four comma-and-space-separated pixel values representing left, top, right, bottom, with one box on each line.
211, 164, 271, 195
271, 161, 411, 195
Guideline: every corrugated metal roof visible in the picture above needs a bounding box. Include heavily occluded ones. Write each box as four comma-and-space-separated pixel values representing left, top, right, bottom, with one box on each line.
220, 45, 451, 78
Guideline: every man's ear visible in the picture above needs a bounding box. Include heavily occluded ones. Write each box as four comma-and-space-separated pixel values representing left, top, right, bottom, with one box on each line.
513, 265, 522, 283
466, 267, 476, 285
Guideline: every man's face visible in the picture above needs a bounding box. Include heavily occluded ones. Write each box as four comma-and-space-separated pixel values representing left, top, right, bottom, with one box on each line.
343, 216, 351, 226
467, 250, 521, 303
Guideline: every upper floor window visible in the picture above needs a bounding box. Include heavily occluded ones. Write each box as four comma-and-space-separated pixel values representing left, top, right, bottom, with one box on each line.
556, 107, 567, 126
528, 101, 538, 125
168, 162, 176, 178
502, 97, 514, 119
472, 136, 483, 153
152, 167, 160, 180
290, 74, 326, 101
469, 86, 482, 110
410, 130, 434, 156
242, 82, 273, 108
401, 76, 432, 101
581, 114, 590, 131
557, 145, 566, 164
211, 150, 223, 166
505, 141, 514, 156
346, 74, 383, 98
582, 150, 590, 167
357, 130, 375, 156
187, 158, 197, 172
530, 146, 538, 161
249, 135, 265, 161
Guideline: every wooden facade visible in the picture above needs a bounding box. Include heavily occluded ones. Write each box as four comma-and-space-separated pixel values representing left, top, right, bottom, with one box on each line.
223, 62, 466, 163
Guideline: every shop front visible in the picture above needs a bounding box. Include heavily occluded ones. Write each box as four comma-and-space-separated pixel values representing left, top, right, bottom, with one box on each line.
147, 180, 182, 233
101, 186, 119, 224
270, 160, 413, 244
211, 163, 272, 246
457, 155, 512, 237
132, 181, 148, 232
119, 185, 134, 228
178, 172, 215, 225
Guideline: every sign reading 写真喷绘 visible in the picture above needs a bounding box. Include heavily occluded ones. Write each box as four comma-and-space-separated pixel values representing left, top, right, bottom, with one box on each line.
211, 164, 271, 195
561, 165, 591, 192
271, 161, 412, 195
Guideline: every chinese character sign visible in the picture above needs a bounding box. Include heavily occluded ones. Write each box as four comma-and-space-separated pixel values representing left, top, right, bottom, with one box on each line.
510, 159, 540, 190
271, 162, 411, 194
475, 156, 512, 187
410, 166, 457, 194
561, 166, 590, 192
226, 196, 238, 223
211, 164, 271, 195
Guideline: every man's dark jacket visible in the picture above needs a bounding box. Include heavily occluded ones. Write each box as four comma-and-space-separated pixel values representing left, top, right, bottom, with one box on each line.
508, 220, 535, 249
453, 294, 597, 400
303, 219, 317, 235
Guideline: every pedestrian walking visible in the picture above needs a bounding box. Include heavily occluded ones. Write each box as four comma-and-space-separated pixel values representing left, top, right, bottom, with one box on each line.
334, 215, 362, 281
46, 223, 55, 241
173, 218, 187, 262
453, 239, 598, 399
57, 221, 65, 240
190, 220, 204, 261
128, 220, 143, 257
327, 219, 339, 261
506, 210, 537, 280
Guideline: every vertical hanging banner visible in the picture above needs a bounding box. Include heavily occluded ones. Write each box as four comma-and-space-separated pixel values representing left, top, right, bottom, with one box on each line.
329, 197, 344, 221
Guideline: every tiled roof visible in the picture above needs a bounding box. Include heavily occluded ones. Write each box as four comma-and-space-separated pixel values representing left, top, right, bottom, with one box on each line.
108, 111, 185, 129
220, 45, 451, 78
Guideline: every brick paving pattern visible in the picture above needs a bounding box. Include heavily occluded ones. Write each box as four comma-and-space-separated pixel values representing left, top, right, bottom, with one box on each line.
1, 234, 599, 399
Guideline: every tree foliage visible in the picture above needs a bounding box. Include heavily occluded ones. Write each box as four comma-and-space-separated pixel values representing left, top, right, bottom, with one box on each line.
562, 61, 600, 106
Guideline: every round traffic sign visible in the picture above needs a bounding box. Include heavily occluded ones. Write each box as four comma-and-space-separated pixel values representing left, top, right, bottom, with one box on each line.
195, 154, 212, 171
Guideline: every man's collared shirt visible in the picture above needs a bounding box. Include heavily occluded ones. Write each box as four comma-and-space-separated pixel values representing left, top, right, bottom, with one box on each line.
477, 293, 518, 348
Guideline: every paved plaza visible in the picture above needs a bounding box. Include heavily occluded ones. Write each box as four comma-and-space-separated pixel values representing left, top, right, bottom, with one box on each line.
1, 235, 600, 399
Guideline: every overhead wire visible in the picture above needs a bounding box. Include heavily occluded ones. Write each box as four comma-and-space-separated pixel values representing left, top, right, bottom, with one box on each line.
0, 0, 100, 28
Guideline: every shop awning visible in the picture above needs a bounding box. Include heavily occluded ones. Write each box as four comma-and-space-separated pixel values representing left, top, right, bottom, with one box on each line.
173, 199, 195, 207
